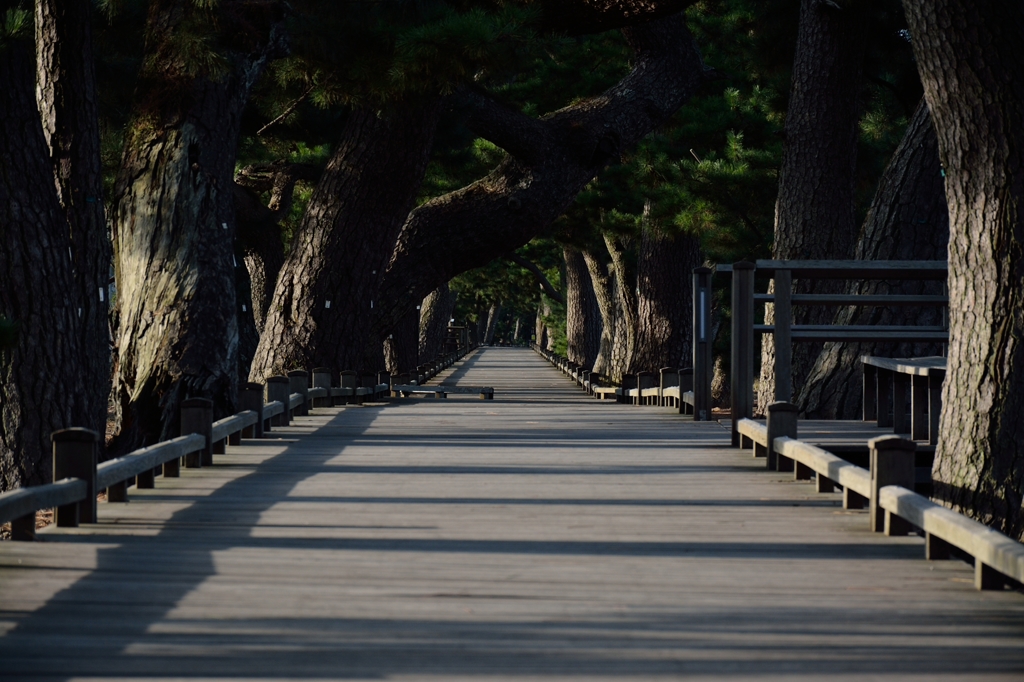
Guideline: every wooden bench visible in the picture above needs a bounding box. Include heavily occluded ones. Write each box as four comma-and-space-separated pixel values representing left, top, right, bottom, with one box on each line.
861, 355, 946, 444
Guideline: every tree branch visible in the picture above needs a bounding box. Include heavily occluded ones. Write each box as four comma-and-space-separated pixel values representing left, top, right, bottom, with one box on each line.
459, 88, 552, 165
507, 253, 565, 305
533, 0, 697, 35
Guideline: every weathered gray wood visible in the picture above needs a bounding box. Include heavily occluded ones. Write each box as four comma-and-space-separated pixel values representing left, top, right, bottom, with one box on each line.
752, 259, 947, 279
772, 270, 792, 403
755, 293, 949, 305
3, 348, 1024, 678
730, 262, 755, 446
97, 435, 206, 492
288, 370, 309, 416
239, 382, 265, 438
52, 428, 98, 526
869, 436, 916, 534
692, 268, 712, 420
180, 398, 213, 468
266, 376, 290, 426
312, 368, 333, 408
766, 402, 798, 472
0, 478, 87, 527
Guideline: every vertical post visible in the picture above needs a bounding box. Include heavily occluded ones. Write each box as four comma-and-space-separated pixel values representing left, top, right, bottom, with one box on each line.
312, 368, 333, 408
266, 376, 290, 426
893, 372, 909, 434
869, 435, 916, 534
730, 262, 756, 446
52, 428, 99, 526
239, 382, 265, 438
911, 374, 928, 440
288, 370, 309, 416
773, 268, 792, 403
181, 398, 213, 468
877, 368, 894, 428
692, 267, 713, 420
766, 402, 798, 471
339, 371, 357, 405
862, 362, 878, 421
928, 368, 944, 446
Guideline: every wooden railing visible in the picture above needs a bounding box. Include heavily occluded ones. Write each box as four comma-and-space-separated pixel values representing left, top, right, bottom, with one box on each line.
0, 345, 472, 541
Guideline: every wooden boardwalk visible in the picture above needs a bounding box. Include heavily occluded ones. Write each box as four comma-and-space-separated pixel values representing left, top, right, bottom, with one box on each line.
1, 347, 1023, 680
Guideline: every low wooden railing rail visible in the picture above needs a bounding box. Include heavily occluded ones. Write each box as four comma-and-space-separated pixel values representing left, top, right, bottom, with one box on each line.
0, 344, 472, 541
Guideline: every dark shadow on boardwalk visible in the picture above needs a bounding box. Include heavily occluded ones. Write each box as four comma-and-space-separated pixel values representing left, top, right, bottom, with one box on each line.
2, 348, 1023, 678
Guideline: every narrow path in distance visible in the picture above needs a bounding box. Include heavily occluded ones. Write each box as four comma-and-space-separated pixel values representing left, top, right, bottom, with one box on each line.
1, 347, 1022, 679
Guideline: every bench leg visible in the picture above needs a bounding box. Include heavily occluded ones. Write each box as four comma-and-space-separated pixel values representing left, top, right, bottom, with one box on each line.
926, 532, 952, 560
815, 473, 835, 493
844, 487, 867, 510
795, 461, 813, 481
976, 561, 1006, 591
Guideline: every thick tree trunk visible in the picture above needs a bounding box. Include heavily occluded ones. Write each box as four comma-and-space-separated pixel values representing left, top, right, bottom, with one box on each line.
375, 14, 706, 338
535, 299, 549, 350
564, 245, 601, 368
110, 2, 285, 451
903, 0, 1024, 538
384, 309, 419, 374
630, 221, 701, 373
798, 100, 948, 418
35, 0, 111, 439
484, 303, 502, 345
756, 0, 865, 413
0, 25, 82, 488
419, 283, 457, 362
583, 247, 617, 378
250, 100, 443, 380
606, 234, 638, 380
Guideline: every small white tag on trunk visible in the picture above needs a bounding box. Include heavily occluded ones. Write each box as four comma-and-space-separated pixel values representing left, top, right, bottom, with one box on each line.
222, 222, 229, 230
325, 300, 331, 309
77, 307, 82, 317
370, 300, 373, 309
98, 287, 105, 302
242, 304, 247, 312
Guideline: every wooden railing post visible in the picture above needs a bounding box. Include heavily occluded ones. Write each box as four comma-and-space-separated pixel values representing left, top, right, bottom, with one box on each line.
765, 402, 798, 471
869, 435, 916, 534
266, 376, 290, 425
312, 368, 333, 408
773, 268, 792, 403
240, 382, 265, 438
181, 398, 213, 468
288, 370, 309, 416
730, 261, 755, 446
52, 428, 99, 527
692, 267, 713, 420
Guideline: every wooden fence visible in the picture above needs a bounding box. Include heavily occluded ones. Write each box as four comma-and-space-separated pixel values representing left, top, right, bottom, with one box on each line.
0, 346, 470, 541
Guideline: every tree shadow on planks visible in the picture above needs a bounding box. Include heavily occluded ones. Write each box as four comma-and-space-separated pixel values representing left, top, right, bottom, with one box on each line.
2, 400, 1024, 678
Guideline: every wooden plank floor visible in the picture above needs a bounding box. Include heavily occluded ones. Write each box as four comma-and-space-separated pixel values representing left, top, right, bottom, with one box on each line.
1, 347, 1023, 680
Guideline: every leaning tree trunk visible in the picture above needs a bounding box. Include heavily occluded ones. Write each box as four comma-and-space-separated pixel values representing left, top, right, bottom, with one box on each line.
606, 234, 639, 379
384, 308, 419, 374
583, 246, 617, 378
419, 283, 457, 362
630, 220, 701, 373
798, 100, 948, 418
375, 15, 706, 340
110, 2, 285, 452
756, 0, 865, 413
484, 302, 502, 345
564, 245, 601, 368
250, 99, 443, 380
35, 0, 111, 440
903, 0, 1024, 539
0, 22, 82, 489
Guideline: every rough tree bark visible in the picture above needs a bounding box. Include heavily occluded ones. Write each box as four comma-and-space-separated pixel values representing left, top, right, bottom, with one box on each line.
630, 219, 701, 373
250, 99, 443, 380
35, 0, 110, 439
419, 283, 457, 362
111, 1, 286, 451
376, 14, 707, 340
798, 100, 948, 418
484, 302, 502, 345
0, 19, 82, 488
564, 245, 601, 368
903, 0, 1024, 538
756, 0, 865, 413
583, 246, 617, 378
605, 233, 639, 380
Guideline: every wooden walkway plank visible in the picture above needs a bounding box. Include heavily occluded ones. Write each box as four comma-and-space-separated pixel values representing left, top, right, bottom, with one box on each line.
1, 348, 1023, 679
